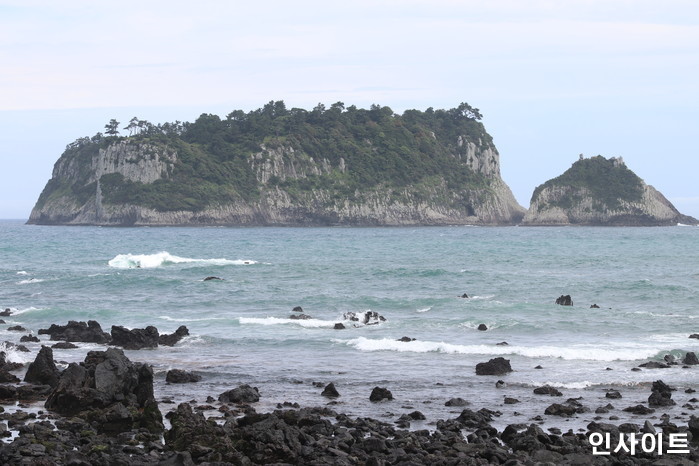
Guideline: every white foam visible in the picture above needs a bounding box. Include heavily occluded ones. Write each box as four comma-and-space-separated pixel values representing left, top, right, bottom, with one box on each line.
10, 307, 43, 315
16, 271, 28, 275
0, 342, 33, 364
340, 337, 658, 362
158, 315, 227, 323
416, 307, 432, 313
108, 251, 258, 269
239, 317, 341, 328
17, 278, 44, 285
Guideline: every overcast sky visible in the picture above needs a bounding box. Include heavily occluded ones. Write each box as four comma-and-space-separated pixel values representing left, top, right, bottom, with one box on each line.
1, 0, 698, 220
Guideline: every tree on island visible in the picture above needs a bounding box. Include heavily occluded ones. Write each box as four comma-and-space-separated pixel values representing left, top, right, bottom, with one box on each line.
105, 119, 120, 136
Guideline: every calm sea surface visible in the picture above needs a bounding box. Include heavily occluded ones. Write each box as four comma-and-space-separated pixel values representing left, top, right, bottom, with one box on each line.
1, 220, 698, 430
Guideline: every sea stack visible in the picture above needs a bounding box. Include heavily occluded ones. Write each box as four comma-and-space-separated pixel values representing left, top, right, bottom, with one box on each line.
522, 155, 698, 226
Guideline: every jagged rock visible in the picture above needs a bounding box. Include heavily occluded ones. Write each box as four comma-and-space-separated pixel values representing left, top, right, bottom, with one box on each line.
38, 320, 111, 344
7, 325, 26, 332
533, 385, 563, 396
19, 334, 39, 343
683, 352, 699, 365
23, 346, 60, 387
343, 311, 386, 325
289, 314, 312, 320
333, 323, 345, 330
203, 276, 222, 281
166, 369, 201, 384
51, 341, 78, 349
369, 386, 393, 402
590, 303, 600, 308
459, 293, 469, 298
110, 325, 159, 350
477, 323, 488, 331
218, 384, 260, 403
44, 347, 162, 433
639, 361, 670, 369
555, 295, 573, 306
475, 357, 512, 375
0, 309, 11, 316
455, 408, 493, 428
158, 325, 189, 346
648, 379, 675, 407
321, 382, 340, 398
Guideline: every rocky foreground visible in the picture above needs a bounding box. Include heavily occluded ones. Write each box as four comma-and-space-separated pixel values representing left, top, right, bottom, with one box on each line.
1, 315, 699, 464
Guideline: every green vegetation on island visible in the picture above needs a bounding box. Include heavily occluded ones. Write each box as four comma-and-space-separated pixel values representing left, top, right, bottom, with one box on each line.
530, 155, 644, 211
36, 102, 496, 214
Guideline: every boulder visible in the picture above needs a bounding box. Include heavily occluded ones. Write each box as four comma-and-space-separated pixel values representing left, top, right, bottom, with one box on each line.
7, 325, 26, 332
555, 295, 573, 306
454, 408, 493, 428
0, 370, 19, 383
445, 397, 469, 407
690, 334, 699, 339
292, 306, 303, 312
44, 347, 162, 433
477, 324, 488, 331
23, 346, 60, 387
110, 325, 159, 350
533, 385, 563, 396
19, 334, 39, 343
544, 403, 578, 416
648, 379, 675, 407
683, 352, 699, 365
159, 325, 189, 346
166, 369, 202, 384
397, 336, 415, 342
0, 309, 11, 316
38, 320, 110, 344
459, 293, 469, 298
333, 323, 345, 330
638, 361, 670, 369
289, 314, 312, 320
475, 357, 512, 375
369, 386, 393, 402
218, 384, 260, 403
605, 390, 622, 399
590, 304, 600, 308
321, 382, 340, 398
203, 276, 222, 281
623, 404, 655, 415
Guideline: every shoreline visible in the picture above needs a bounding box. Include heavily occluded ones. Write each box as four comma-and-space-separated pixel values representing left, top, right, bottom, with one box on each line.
1, 313, 698, 464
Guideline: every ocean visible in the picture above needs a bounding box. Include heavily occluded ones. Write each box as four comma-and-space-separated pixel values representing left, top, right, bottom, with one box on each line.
1, 220, 698, 432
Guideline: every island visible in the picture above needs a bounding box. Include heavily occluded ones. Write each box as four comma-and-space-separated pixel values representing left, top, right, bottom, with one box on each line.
522, 155, 698, 226
27, 102, 525, 226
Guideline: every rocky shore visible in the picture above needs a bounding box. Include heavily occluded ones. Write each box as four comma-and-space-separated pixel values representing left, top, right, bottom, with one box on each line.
1, 311, 698, 465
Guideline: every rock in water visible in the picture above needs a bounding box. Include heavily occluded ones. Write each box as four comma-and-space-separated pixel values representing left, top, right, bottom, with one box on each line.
475, 357, 513, 375
683, 352, 699, 365
555, 295, 573, 306
369, 386, 393, 402
38, 320, 111, 344
44, 347, 162, 433
218, 384, 260, 403
24, 346, 60, 387
110, 325, 159, 350
159, 325, 189, 346
321, 382, 340, 398
648, 379, 675, 407
166, 369, 202, 384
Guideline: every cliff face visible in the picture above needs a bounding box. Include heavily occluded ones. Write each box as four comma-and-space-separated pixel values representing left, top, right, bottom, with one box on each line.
28, 106, 525, 226
522, 156, 697, 226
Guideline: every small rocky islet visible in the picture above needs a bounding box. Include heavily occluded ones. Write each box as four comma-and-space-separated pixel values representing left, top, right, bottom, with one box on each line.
1, 306, 699, 465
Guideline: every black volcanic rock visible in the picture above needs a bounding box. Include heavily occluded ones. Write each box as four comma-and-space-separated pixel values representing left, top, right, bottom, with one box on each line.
111, 325, 159, 350
219, 384, 260, 403
23, 346, 60, 387
159, 325, 189, 346
475, 357, 512, 375
166, 369, 201, 384
321, 382, 340, 398
369, 386, 393, 402
44, 347, 162, 433
555, 295, 573, 306
38, 320, 110, 344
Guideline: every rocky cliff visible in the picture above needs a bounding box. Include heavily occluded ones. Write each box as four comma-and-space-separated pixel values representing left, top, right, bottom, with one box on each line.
522, 155, 697, 226
28, 102, 525, 226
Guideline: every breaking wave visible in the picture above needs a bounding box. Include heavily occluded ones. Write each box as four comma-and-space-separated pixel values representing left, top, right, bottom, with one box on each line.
108, 252, 258, 269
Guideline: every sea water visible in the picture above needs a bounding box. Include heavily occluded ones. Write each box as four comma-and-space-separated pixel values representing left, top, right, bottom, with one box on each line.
1, 220, 698, 432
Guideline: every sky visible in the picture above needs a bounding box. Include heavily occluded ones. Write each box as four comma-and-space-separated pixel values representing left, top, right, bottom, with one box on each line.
1, 0, 698, 219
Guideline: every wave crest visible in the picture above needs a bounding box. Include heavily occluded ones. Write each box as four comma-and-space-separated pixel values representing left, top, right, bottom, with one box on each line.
108, 252, 257, 269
